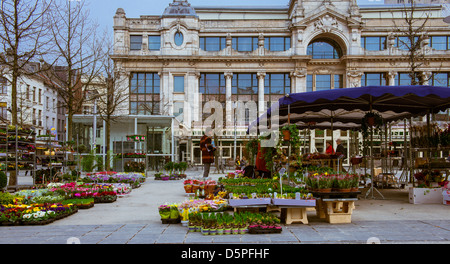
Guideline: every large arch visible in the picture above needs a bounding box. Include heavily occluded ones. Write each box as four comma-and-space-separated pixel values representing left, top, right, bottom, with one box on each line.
304, 31, 349, 58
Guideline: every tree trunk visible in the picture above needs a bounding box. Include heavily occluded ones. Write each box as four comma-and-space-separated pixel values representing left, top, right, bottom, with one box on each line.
105, 118, 111, 171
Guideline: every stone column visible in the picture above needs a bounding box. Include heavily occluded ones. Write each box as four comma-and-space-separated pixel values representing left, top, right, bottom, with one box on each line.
257, 71, 266, 117
346, 69, 363, 88
224, 71, 233, 130
388, 71, 397, 86
291, 68, 307, 93
421, 71, 432, 85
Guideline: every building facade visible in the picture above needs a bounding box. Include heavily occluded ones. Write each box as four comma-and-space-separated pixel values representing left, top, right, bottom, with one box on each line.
0, 62, 63, 138
111, 0, 450, 165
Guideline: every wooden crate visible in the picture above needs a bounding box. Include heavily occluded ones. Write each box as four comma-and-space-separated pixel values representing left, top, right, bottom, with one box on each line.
322, 199, 356, 224
281, 207, 309, 225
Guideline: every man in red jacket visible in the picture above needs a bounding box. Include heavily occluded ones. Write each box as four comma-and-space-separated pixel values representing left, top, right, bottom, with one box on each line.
200, 127, 216, 178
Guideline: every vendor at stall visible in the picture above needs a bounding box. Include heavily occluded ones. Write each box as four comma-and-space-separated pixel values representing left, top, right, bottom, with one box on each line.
325, 141, 335, 155
255, 142, 270, 178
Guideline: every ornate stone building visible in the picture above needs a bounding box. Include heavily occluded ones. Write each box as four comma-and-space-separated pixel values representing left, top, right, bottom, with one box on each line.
112, 0, 450, 165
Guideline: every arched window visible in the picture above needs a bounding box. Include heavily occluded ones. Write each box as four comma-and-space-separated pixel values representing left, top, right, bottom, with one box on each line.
307, 38, 342, 59
174, 31, 184, 46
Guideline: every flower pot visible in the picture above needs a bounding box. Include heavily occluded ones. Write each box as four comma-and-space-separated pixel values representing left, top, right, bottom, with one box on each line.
209, 229, 217, 236
217, 229, 224, 235
232, 228, 239, 234
318, 188, 332, 193
282, 130, 290, 141
351, 187, 359, 192
188, 226, 196, 232
184, 185, 192, 193
181, 220, 189, 227
201, 228, 210, 236
367, 116, 375, 127
224, 228, 231, 235
239, 227, 247, 234
339, 188, 351, 192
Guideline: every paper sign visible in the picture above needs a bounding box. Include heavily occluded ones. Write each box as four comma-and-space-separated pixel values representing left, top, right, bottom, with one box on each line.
295, 192, 301, 200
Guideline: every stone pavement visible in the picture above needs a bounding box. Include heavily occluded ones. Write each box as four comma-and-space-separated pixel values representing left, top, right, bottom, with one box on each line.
1, 169, 450, 244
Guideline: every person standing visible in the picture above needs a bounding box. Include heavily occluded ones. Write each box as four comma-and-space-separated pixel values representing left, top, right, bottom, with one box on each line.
200, 127, 215, 178
335, 138, 346, 157
325, 141, 334, 155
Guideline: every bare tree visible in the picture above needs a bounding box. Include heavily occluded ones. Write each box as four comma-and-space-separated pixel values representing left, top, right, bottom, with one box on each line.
0, 0, 52, 126
96, 38, 129, 171
44, 0, 105, 141
392, 0, 432, 85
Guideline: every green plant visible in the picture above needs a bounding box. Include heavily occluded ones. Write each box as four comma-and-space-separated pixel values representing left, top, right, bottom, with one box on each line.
81, 150, 96, 172
245, 139, 259, 165
96, 155, 104, 171
164, 161, 174, 174
0, 171, 7, 190
361, 111, 383, 138
77, 144, 88, 153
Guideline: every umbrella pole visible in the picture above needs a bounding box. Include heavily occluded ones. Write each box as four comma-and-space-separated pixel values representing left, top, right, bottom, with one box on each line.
365, 126, 385, 199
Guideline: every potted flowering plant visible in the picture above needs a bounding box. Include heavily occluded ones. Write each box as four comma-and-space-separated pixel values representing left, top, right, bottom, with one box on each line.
335, 174, 353, 192
317, 174, 334, 192
158, 204, 171, 219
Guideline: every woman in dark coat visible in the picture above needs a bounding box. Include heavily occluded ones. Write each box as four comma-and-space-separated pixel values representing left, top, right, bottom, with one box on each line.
200, 127, 215, 178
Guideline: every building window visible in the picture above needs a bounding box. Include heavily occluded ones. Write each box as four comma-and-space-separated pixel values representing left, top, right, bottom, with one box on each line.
430, 36, 449, 50
148, 35, 161, 50
394, 72, 417, 86
130, 35, 142, 50
307, 39, 342, 59
0, 105, 7, 120
199, 37, 226, 51
232, 37, 258, 52
173, 102, 184, 118
395, 36, 418, 51
361, 36, 386, 51
0, 77, 6, 94
431, 73, 450, 87
174, 31, 183, 46
173, 76, 184, 93
264, 37, 291, 51
361, 73, 387, 86
33, 87, 36, 101
232, 73, 259, 125
199, 73, 226, 122
130, 73, 160, 115
306, 74, 343, 92
264, 73, 290, 110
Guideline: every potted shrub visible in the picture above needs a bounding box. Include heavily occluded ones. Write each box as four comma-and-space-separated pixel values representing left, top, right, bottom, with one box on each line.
223, 214, 232, 235
216, 215, 224, 235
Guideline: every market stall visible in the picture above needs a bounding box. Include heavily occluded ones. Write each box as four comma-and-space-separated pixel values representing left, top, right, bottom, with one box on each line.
249, 85, 450, 200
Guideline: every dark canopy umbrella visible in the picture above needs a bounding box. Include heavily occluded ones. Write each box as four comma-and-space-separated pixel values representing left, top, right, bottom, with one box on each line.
249, 85, 450, 131
248, 85, 450, 199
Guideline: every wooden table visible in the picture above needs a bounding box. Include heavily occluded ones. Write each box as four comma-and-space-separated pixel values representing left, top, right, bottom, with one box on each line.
312, 191, 360, 224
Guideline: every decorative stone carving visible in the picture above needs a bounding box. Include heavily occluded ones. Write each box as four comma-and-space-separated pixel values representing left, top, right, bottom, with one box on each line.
257, 71, 266, 79
291, 68, 307, 78
224, 71, 233, 79
314, 15, 341, 33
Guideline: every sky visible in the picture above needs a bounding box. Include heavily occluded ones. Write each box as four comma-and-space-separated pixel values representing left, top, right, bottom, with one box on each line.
85, 0, 384, 34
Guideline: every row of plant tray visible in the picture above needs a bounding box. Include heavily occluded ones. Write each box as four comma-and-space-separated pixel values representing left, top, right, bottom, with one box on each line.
311, 191, 361, 199
0, 208, 78, 226
161, 218, 181, 224
248, 227, 282, 234
228, 198, 316, 207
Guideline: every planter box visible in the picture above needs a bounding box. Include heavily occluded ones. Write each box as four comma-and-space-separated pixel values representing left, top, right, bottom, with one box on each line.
271, 198, 316, 207
228, 198, 271, 207
409, 187, 443, 204
443, 190, 450, 205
